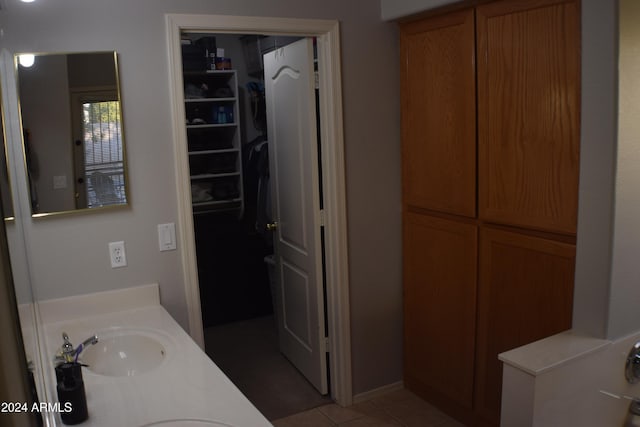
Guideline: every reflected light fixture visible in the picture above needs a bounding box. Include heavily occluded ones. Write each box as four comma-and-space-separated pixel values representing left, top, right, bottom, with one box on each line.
18, 54, 35, 68
20, 0, 36, 3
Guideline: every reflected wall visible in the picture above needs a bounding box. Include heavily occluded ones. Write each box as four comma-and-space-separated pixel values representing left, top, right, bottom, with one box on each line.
1, 110, 14, 221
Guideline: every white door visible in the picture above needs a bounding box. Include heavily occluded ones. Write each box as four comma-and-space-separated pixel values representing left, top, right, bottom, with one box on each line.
264, 38, 328, 394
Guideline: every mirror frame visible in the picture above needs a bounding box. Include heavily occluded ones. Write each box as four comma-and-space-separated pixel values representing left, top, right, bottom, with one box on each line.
14, 51, 130, 218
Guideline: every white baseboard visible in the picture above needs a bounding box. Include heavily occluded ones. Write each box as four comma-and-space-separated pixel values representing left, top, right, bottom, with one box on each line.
352, 381, 404, 404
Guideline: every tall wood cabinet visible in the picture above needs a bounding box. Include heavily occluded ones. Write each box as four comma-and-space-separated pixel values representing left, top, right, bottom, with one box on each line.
404, 213, 477, 408
476, 1, 580, 235
401, 1, 580, 426
401, 9, 476, 218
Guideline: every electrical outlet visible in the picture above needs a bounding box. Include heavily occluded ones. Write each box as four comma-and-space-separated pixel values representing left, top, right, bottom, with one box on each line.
108, 241, 127, 268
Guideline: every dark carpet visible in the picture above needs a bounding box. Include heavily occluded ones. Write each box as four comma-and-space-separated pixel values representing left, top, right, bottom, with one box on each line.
203, 316, 332, 420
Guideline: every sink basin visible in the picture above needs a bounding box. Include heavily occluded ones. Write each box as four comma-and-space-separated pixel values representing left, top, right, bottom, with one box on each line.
80, 328, 171, 377
139, 420, 235, 427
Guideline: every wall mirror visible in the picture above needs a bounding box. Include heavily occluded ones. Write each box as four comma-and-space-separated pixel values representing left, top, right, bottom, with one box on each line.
16, 51, 128, 217
1, 88, 15, 221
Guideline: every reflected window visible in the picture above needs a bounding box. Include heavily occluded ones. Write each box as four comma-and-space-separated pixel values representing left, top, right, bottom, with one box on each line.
71, 92, 126, 208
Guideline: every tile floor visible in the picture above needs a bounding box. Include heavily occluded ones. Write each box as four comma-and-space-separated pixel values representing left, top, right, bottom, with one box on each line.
205, 316, 464, 426
272, 388, 465, 427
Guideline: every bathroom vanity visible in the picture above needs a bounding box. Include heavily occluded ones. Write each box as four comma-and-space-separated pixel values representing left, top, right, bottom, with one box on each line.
36, 284, 273, 427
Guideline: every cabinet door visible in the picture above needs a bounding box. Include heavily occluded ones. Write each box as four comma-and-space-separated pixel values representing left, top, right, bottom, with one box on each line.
477, 0, 580, 234
400, 10, 476, 218
404, 213, 477, 408
475, 226, 575, 424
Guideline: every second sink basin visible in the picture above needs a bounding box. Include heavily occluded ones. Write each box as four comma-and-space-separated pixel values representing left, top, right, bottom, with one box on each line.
80, 328, 171, 377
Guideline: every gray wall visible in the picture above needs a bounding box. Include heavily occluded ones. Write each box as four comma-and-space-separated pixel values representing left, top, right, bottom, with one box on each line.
0, 0, 402, 396
609, 0, 640, 339
19, 54, 76, 213
572, 0, 618, 340
381, 0, 454, 20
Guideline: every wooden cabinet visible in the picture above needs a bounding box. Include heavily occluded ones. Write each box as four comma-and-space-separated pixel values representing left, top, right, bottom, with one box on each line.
404, 213, 477, 409
474, 226, 575, 424
401, 9, 476, 218
477, 0, 580, 234
401, 1, 579, 425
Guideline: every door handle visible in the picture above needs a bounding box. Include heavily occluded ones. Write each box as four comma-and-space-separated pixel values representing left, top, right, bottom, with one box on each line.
266, 222, 278, 231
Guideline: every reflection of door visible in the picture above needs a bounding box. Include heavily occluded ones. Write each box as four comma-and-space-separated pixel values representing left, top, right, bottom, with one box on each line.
264, 38, 328, 394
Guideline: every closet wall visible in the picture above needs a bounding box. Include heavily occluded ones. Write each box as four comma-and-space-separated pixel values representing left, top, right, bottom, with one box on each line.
184, 34, 274, 327
400, 1, 580, 426
188, 34, 304, 328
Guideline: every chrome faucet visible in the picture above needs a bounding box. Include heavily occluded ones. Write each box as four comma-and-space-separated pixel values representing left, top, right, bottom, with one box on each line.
55, 332, 98, 364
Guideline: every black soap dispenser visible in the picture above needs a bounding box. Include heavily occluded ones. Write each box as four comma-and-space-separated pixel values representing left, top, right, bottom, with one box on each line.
55, 362, 88, 424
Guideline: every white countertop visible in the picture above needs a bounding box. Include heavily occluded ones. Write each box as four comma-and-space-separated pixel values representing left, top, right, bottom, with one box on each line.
498, 329, 611, 376
37, 285, 273, 427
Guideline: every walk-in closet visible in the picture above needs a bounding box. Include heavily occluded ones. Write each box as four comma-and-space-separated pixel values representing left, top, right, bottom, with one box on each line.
179, 32, 329, 420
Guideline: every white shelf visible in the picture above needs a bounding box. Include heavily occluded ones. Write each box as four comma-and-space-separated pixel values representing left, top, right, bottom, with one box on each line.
186, 123, 238, 129
183, 69, 244, 216
190, 172, 241, 180
192, 198, 242, 207
185, 97, 236, 103
188, 148, 239, 155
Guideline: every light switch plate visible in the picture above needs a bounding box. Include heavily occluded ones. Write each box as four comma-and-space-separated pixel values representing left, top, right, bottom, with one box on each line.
158, 223, 177, 251
53, 175, 67, 189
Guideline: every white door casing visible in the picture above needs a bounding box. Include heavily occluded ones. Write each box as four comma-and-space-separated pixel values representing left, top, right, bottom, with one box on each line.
264, 39, 327, 394
165, 15, 352, 406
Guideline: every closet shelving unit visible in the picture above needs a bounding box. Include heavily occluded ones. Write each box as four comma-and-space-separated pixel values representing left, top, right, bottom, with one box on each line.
183, 69, 244, 215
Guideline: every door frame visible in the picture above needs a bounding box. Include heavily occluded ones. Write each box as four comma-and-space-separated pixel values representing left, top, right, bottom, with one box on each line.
165, 14, 352, 406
